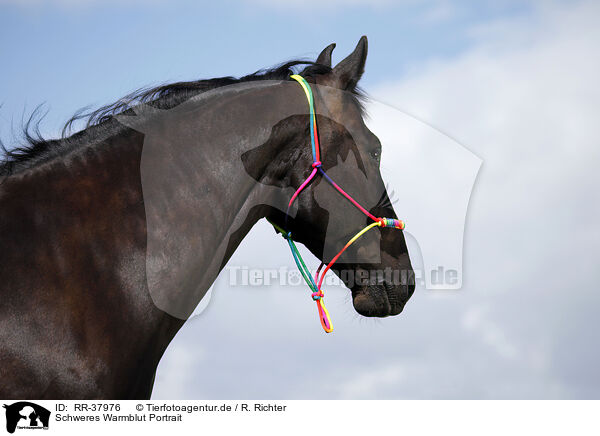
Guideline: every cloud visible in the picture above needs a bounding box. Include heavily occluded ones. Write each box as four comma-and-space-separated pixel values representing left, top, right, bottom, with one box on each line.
462, 305, 518, 361
336, 364, 405, 399
152, 335, 207, 399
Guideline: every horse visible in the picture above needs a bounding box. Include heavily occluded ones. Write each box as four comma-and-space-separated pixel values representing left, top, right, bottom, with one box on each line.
0, 36, 414, 399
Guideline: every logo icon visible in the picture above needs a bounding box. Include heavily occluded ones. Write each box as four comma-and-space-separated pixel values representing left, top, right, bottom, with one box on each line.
3, 402, 50, 434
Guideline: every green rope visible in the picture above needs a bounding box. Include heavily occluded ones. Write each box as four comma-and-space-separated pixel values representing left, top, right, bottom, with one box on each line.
267, 219, 318, 292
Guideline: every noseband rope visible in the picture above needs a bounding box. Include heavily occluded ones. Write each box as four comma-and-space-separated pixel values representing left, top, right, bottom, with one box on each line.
269, 74, 405, 333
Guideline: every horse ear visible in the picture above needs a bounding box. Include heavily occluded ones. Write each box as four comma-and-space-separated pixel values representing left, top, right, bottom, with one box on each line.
329, 36, 368, 90
316, 43, 336, 67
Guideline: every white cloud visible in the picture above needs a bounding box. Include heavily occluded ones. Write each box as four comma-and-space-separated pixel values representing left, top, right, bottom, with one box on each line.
152, 336, 207, 399
462, 305, 518, 361
337, 364, 406, 399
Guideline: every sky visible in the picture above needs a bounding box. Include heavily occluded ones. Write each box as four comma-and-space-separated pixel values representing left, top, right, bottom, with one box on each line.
1, 0, 599, 399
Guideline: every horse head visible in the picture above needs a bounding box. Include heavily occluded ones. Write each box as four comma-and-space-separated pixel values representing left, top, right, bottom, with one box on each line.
266, 37, 415, 317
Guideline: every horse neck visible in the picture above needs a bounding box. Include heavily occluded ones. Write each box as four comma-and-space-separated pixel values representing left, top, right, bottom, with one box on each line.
117, 81, 308, 320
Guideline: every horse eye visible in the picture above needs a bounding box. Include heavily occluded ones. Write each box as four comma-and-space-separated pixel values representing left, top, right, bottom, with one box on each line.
370, 150, 380, 160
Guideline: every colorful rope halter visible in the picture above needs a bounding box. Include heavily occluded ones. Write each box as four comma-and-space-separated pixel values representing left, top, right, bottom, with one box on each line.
269, 74, 405, 333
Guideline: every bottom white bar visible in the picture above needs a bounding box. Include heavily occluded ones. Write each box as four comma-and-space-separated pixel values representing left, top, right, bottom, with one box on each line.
1, 400, 597, 436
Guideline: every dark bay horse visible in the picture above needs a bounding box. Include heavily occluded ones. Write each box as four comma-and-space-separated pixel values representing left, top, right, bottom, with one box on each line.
0, 36, 414, 399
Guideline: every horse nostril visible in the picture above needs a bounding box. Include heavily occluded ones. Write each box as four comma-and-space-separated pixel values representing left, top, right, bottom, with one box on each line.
352, 290, 391, 317
389, 301, 405, 316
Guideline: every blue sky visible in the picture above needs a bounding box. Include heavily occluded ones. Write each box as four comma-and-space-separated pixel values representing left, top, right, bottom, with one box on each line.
2, 0, 599, 399
1, 0, 533, 140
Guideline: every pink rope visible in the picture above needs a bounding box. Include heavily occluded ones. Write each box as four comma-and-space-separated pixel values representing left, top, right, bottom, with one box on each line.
314, 262, 325, 284
318, 169, 379, 222
317, 243, 351, 290
288, 168, 318, 208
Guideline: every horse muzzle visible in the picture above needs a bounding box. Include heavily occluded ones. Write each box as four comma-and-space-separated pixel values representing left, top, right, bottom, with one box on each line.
351, 273, 414, 317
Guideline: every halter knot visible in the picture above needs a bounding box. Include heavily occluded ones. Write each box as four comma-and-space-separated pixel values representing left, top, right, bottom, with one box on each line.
377, 218, 405, 229
311, 161, 322, 168
311, 291, 324, 301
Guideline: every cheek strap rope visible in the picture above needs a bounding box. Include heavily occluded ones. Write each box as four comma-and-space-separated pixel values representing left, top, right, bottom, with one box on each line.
269, 74, 405, 334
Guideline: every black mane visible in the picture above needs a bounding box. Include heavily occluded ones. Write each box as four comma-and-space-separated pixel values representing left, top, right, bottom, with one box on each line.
1, 60, 356, 177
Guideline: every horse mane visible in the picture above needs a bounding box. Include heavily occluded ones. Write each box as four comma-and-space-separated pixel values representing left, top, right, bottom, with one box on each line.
1, 60, 364, 177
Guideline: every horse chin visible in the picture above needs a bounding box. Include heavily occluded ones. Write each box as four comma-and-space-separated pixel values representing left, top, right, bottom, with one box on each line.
351, 283, 409, 318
